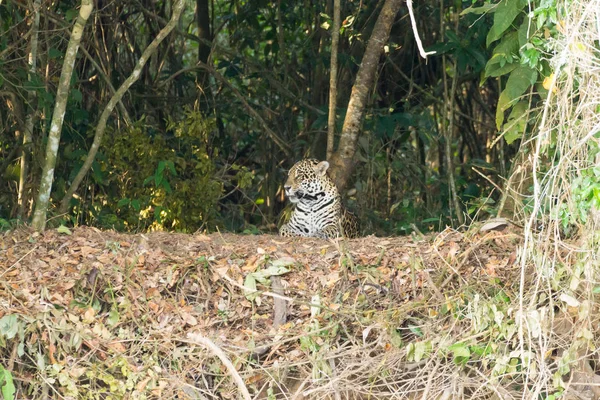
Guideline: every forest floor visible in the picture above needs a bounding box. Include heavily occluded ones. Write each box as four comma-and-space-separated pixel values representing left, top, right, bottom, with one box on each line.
0, 224, 524, 399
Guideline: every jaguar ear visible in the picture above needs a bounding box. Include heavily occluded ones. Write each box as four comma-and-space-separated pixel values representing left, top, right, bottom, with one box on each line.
315, 161, 330, 176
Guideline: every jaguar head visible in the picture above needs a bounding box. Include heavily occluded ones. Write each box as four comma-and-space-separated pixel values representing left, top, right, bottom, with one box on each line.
284, 159, 330, 204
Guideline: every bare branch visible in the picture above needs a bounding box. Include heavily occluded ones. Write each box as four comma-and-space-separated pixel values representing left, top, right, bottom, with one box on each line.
59, 0, 186, 215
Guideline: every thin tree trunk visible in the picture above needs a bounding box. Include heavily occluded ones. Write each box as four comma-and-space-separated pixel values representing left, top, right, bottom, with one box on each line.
31, 0, 93, 231
59, 0, 186, 216
196, 0, 211, 84
441, 1, 464, 225
329, 0, 401, 192
326, 0, 341, 161
276, 0, 287, 73
443, 63, 463, 225
18, 0, 41, 219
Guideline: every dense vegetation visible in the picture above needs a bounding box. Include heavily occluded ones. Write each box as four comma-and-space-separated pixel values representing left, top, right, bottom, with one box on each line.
0, 0, 554, 234
5, 1, 600, 399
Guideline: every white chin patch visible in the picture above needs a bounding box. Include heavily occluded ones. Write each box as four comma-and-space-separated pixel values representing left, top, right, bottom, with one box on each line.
288, 195, 299, 203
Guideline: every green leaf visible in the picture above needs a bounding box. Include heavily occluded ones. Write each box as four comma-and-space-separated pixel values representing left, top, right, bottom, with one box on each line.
65, 9, 78, 22
517, 18, 532, 47
166, 160, 176, 175
117, 198, 130, 207
408, 325, 424, 337
406, 342, 415, 361
496, 65, 538, 129
107, 307, 120, 326
163, 180, 172, 194
592, 286, 600, 294
131, 199, 141, 211
465, 48, 487, 71
247, 265, 291, 286
0, 366, 15, 400
485, 59, 518, 78
460, 3, 495, 15
154, 206, 163, 223
262, 265, 290, 277
0, 315, 18, 340
17, 343, 24, 358
157, 161, 166, 176
413, 341, 428, 362
48, 47, 62, 59
486, 0, 528, 47
503, 101, 529, 144
485, 31, 520, 78
448, 342, 471, 364
470, 344, 491, 357
70, 88, 82, 103
243, 274, 259, 301
271, 257, 296, 268
57, 225, 72, 235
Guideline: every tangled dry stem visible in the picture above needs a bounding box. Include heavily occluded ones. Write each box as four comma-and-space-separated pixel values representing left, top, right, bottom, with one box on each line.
517, 0, 600, 398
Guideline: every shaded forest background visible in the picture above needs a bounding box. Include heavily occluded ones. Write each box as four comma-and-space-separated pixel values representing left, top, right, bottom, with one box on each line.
0, 0, 554, 234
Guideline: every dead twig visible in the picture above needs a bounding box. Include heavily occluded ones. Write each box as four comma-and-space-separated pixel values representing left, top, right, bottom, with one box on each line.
185, 333, 252, 400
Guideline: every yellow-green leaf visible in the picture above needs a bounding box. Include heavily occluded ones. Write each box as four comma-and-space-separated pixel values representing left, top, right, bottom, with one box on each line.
496, 66, 538, 129
502, 101, 528, 144
57, 225, 72, 235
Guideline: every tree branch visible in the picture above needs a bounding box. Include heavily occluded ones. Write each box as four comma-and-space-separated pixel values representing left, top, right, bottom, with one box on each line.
31, 0, 93, 231
59, 0, 186, 215
197, 60, 293, 157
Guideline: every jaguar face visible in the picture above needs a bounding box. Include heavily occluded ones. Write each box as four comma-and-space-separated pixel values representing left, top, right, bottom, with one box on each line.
284, 159, 330, 204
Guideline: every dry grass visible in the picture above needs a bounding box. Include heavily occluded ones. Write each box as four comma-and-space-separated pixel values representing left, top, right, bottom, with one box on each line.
513, 0, 600, 398
1, 1, 598, 399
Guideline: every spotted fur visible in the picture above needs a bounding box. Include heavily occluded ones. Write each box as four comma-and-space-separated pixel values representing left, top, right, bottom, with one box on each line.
279, 159, 359, 239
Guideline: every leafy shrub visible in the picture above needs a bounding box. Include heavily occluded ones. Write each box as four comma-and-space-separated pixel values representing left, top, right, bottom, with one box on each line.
83, 109, 252, 232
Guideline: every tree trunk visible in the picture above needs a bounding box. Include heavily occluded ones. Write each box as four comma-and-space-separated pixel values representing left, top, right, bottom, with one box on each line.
59, 0, 186, 216
441, 2, 464, 225
443, 62, 464, 225
18, 0, 41, 219
31, 0, 93, 231
326, 0, 341, 161
196, 0, 211, 83
329, 0, 401, 192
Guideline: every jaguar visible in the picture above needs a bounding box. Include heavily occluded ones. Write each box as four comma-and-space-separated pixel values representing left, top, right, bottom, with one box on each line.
279, 159, 359, 239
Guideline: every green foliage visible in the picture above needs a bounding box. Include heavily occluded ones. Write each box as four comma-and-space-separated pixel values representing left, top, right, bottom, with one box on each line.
0, 218, 22, 232
0, 315, 20, 343
503, 100, 529, 144
485, 0, 528, 47
483, 0, 558, 142
406, 341, 432, 362
0, 0, 566, 236
79, 109, 252, 232
448, 342, 471, 365
0, 365, 15, 400
243, 258, 292, 302
495, 65, 538, 129
561, 164, 600, 229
